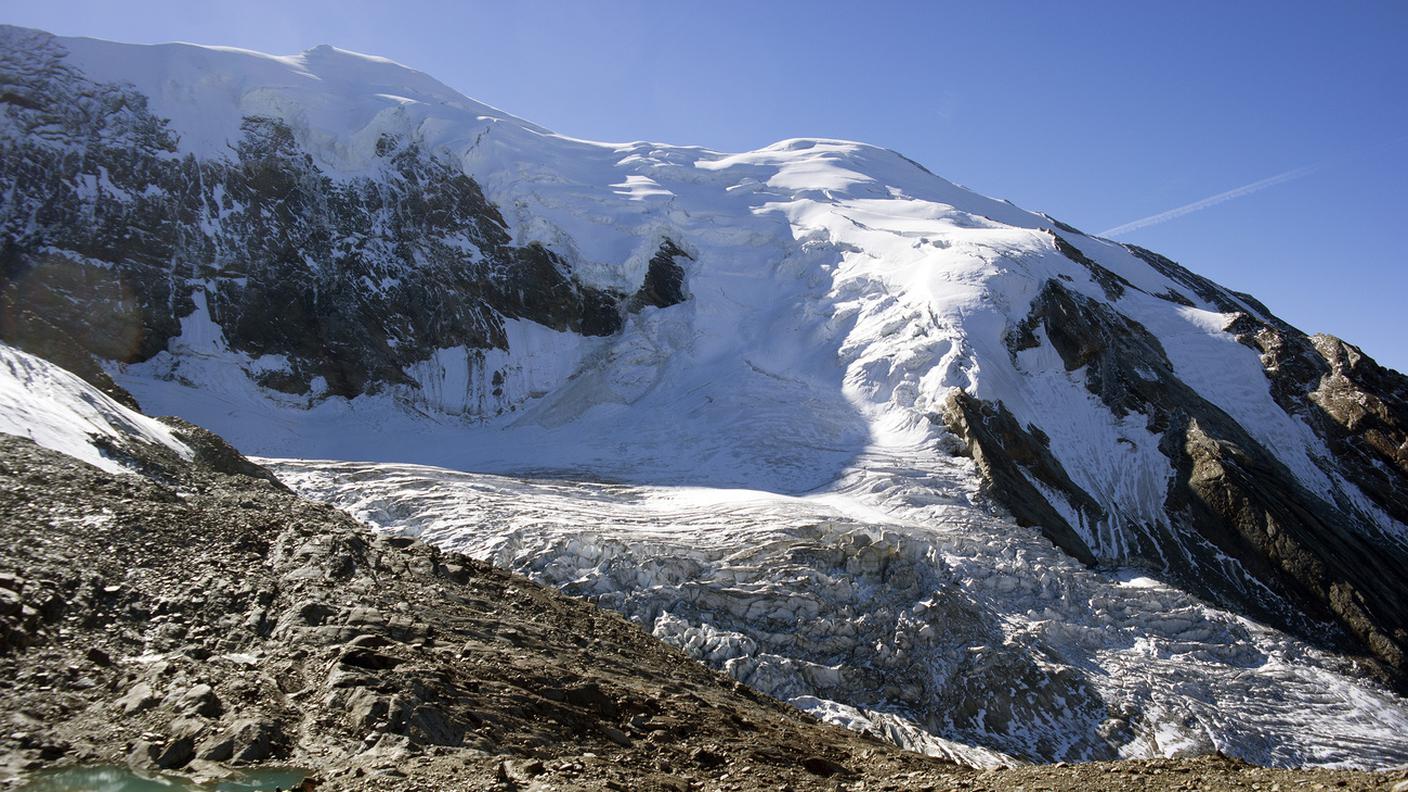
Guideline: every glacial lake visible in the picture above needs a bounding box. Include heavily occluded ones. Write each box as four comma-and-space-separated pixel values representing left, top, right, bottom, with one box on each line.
16, 766, 308, 791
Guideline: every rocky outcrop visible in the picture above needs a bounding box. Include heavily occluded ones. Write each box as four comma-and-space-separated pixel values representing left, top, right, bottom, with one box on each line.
630, 238, 692, 311
0, 31, 686, 405
1250, 328, 1408, 528
963, 268, 1408, 687
940, 392, 1101, 566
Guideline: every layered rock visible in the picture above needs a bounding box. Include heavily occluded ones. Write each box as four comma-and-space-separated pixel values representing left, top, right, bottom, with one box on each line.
946, 245, 1408, 686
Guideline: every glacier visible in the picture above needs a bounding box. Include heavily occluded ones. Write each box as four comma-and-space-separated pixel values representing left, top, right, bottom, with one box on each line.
265, 456, 1408, 768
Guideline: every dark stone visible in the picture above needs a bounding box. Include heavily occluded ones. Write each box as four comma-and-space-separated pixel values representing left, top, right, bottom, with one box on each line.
178, 683, 222, 718
401, 703, 466, 747
154, 732, 195, 766
801, 755, 851, 777
198, 734, 235, 762
631, 239, 691, 310
563, 682, 619, 719
224, 718, 283, 763
339, 647, 403, 671
690, 747, 726, 768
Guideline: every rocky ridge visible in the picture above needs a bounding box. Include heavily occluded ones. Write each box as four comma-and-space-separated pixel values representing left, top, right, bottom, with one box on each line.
947, 248, 1408, 683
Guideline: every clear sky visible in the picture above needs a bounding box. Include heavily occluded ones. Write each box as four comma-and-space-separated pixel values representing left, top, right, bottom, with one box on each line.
7, 0, 1406, 371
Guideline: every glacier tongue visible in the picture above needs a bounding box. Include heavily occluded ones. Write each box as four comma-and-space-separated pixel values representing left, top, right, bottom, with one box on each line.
266, 452, 1408, 769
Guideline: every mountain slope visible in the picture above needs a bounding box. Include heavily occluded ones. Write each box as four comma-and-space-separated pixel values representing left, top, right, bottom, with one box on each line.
0, 367, 1396, 792
1, 25, 1406, 769
0, 343, 189, 474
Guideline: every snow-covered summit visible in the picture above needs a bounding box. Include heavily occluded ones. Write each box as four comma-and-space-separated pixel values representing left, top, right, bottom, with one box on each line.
3, 24, 548, 165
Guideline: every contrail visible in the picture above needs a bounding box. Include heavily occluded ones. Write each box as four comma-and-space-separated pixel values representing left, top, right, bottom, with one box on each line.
1097, 164, 1318, 237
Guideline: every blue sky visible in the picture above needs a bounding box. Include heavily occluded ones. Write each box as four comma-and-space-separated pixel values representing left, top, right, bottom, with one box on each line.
8, 0, 1407, 370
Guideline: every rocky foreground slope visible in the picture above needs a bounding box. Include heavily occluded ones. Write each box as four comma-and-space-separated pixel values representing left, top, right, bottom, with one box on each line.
0, 431, 934, 790
0, 412, 1403, 791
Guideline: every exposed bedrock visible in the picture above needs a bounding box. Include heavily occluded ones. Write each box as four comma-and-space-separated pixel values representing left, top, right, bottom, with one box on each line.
950, 274, 1408, 687
0, 33, 689, 405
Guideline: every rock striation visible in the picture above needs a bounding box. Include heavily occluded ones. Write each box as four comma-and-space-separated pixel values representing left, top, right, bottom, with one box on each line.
947, 243, 1408, 686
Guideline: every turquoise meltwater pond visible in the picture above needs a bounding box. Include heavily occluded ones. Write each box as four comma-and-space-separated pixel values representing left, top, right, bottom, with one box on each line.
16, 766, 309, 791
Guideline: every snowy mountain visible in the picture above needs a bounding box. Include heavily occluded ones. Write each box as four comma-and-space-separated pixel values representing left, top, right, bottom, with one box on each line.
2, 25, 1407, 768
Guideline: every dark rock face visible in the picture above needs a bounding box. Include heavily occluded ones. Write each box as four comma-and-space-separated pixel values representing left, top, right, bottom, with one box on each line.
1255, 331, 1408, 529
955, 260, 1408, 688
1050, 232, 1130, 300
0, 31, 685, 403
631, 238, 692, 311
941, 393, 1100, 567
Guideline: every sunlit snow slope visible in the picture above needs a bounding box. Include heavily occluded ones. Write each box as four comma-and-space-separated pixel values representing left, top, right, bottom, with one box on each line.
2, 25, 1407, 769
0, 343, 189, 474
